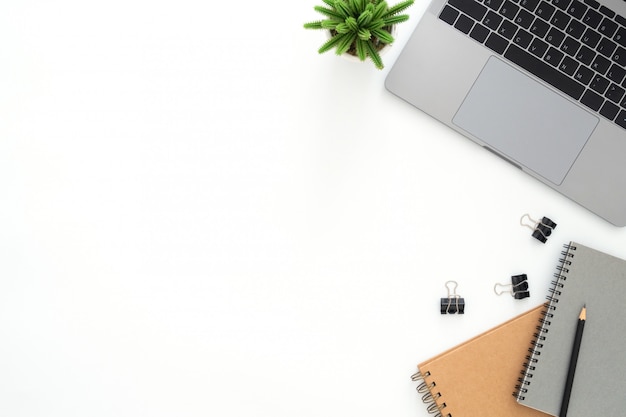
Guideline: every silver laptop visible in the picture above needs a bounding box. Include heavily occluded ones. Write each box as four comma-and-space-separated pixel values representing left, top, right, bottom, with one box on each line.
386, 0, 626, 226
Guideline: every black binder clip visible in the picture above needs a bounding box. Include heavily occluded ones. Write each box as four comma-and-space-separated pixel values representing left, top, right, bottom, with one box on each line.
494, 274, 530, 299
440, 280, 465, 314
520, 214, 557, 243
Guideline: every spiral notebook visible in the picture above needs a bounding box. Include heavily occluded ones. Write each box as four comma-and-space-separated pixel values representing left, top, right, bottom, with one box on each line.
516, 242, 626, 417
413, 305, 550, 417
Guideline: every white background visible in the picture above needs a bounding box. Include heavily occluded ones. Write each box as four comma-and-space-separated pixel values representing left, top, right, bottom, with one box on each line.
1, 1, 625, 416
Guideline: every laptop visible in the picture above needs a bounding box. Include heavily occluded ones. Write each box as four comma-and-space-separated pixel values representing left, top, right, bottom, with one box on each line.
385, 0, 626, 226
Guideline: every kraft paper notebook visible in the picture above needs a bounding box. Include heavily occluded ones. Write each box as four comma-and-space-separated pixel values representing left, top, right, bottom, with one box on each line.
515, 242, 626, 417
412, 305, 550, 417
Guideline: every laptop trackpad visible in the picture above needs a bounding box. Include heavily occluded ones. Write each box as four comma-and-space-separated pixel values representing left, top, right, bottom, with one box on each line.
452, 57, 598, 185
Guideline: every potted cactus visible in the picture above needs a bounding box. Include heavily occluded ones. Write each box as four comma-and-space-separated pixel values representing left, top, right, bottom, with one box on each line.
304, 0, 414, 69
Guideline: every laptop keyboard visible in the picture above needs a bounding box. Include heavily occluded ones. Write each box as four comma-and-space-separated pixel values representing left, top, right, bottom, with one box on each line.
439, 0, 626, 129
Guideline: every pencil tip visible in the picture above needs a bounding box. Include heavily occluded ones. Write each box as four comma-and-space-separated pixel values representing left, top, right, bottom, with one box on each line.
580, 306, 586, 321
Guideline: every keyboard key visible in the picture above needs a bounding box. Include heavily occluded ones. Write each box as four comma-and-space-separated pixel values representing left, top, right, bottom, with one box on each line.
498, 19, 519, 39
500, 1, 520, 19
596, 37, 617, 58
612, 46, 626, 66
529, 37, 549, 57
600, 101, 619, 120
605, 83, 625, 103
530, 18, 550, 37
581, 28, 601, 48
515, 9, 535, 28
440, 5, 460, 24
485, 32, 509, 53
559, 55, 580, 74
598, 18, 618, 38
449, 0, 488, 21
574, 65, 594, 84
552, 0, 572, 11
455, 14, 475, 33
504, 44, 585, 99
581, 89, 604, 110
551, 10, 571, 30
483, 10, 503, 30
583, 0, 599, 9
614, 27, 626, 47
535, 1, 556, 21
546, 28, 566, 47
614, 110, 626, 129
616, 15, 626, 27
582, 8, 603, 28
560, 36, 581, 56
599, 5, 615, 18
513, 28, 534, 47
591, 54, 611, 74
590, 74, 610, 94
566, 19, 586, 38
607, 63, 626, 83
567, 0, 588, 19
470, 23, 491, 42
576, 45, 596, 65
545, 47, 565, 66
484, 0, 505, 11
520, 0, 540, 11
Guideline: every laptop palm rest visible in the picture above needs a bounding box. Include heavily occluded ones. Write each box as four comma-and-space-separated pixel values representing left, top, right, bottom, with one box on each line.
453, 57, 598, 185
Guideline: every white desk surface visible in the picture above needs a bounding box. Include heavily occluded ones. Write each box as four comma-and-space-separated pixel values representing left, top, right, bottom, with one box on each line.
2, 2, 626, 416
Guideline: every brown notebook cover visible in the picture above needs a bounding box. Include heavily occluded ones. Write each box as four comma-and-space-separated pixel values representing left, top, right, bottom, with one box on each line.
413, 306, 550, 417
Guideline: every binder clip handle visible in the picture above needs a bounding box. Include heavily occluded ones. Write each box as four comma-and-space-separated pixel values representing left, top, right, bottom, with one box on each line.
494, 274, 530, 299
520, 214, 557, 243
441, 280, 465, 314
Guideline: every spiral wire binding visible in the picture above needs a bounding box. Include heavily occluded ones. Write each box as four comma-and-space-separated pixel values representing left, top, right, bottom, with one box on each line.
411, 370, 451, 417
513, 244, 577, 400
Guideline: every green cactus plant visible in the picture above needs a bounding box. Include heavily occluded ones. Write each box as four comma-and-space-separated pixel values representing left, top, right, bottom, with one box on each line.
304, 0, 414, 69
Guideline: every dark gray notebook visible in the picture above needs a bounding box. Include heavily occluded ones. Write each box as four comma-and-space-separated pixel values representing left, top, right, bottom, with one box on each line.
516, 242, 626, 416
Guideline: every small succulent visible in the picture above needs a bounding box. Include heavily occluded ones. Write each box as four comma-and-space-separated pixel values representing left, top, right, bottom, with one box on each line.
304, 0, 414, 69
